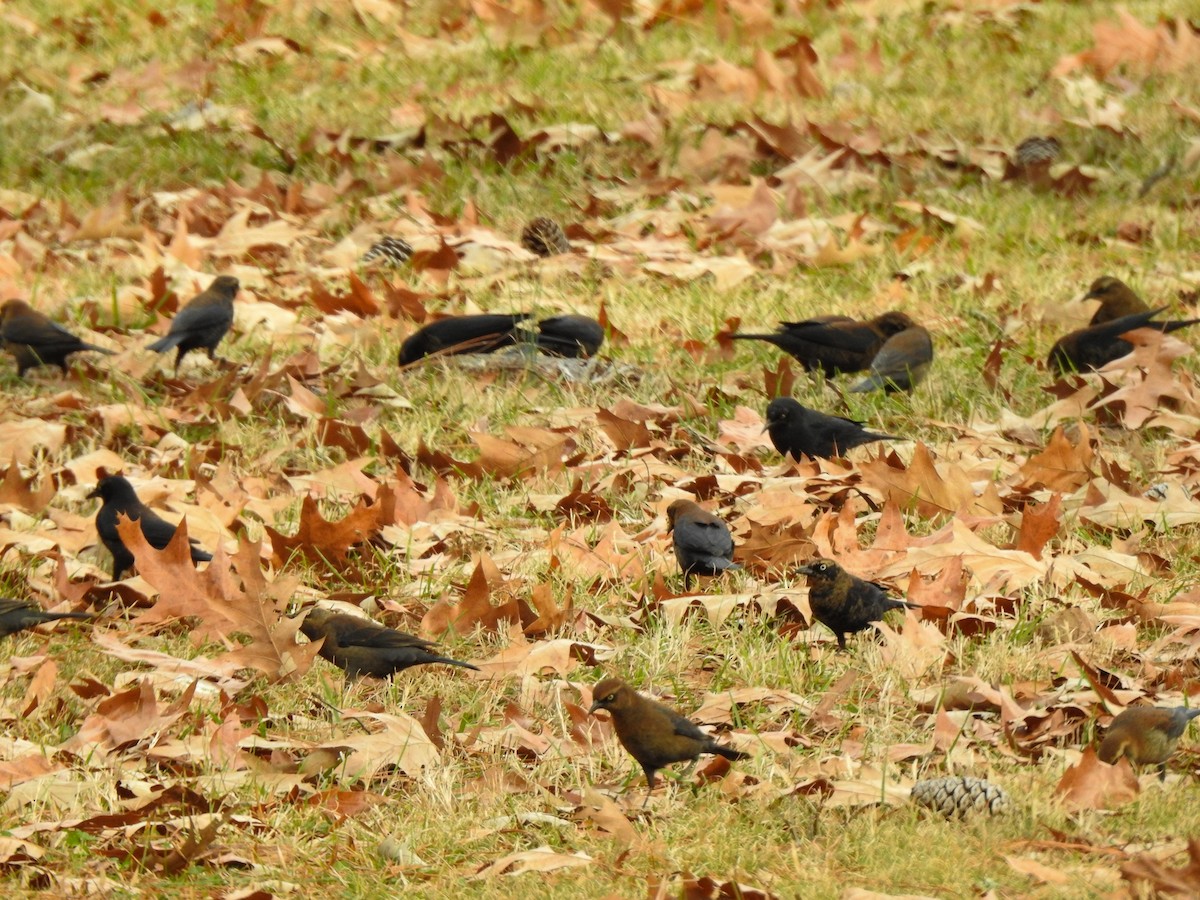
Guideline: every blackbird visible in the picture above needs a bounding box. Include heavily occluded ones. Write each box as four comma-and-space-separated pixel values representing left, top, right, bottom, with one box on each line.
1048, 307, 1200, 374
764, 397, 896, 460
849, 326, 933, 394
731, 311, 916, 376
0, 598, 92, 639
299, 607, 480, 678
0, 299, 114, 376
1085, 276, 1149, 324
665, 499, 740, 590
90, 474, 213, 580
147, 275, 239, 372
1098, 705, 1200, 780
535, 315, 604, 358
397, 313, 529, 366
796, 558, 919, 650
588, 677, 750, 805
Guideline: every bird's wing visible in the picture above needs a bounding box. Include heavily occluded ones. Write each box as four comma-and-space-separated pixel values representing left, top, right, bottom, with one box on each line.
336, 622, 436, 651
777, 321, 878, 352
664, 706, 709, 742
3, 317, 82, 348
173, 302, 233, 332
677, 521, 733, 556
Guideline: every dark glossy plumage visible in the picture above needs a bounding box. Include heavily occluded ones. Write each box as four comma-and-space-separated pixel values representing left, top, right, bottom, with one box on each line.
397, 314, 529, 366
1048, 307, 1200, 374
796, 558, 918, 650
0, 299, 114, 376
535, 315, 604, 358
89, 475, 212, 580
849, 326, 933, 393
1098, 705, 1200, 779
732, 311, 916, 376
764, 397, 895, 460
299, 608, 480, 679
666, 499, 739, 590
588, 677, 749, 804
146, 275, 239, 372
0, 597, 92, 638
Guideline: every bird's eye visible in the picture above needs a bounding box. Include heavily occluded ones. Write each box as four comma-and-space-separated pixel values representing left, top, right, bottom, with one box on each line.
603, 694, 615, 703
817, 563, 827, 571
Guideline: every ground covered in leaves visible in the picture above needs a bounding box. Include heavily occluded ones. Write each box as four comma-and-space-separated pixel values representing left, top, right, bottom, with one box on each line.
2, 1, 1200, 897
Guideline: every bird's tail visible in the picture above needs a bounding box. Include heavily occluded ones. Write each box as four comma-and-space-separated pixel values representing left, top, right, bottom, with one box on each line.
83, 343, 116, 356
435, 657, 482, 672
1160, 318, 1200, 335
730, 333, 779, 343
712, 744, 751, 761
46, 611, 94, 622
146, 334, 185, 353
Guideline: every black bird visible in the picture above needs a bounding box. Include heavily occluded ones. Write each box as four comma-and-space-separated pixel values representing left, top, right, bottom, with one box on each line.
732, 311, 916, 376
1048, 307, 1200, 374
849, 326, 933, 393
299, 607, 480, 678
89, 475, 213, 580
665, 499, 740, 590
0, 299, 114, 376
534, 315, 604, 358
397, 313, 529, 366
0, 598, 92, 639
764, 397, 896, 460
796, 558, 919, 650
146, 275, 239, 372
1098, 706, 1200, 780
588, 677, 750, 805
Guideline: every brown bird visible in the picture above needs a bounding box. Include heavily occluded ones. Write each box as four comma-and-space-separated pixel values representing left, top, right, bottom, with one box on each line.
0, 598, 92, 639
0, 299, 114, 376
534, 315, 604, 358
1085, 276, 1149, 324
299, 607, 480, 679
397, 313, 529, 366
1048, 307, 1200, 374
90, 475, 212, 580
665, 499, 740, 590
764, 397, 896, 460
146, 275, 239, 372
796, 558, 919, 650
1098, 705, 1200, 780
849, 326, 933, 393
732, 311, 916, 377
588, 677, 750, 805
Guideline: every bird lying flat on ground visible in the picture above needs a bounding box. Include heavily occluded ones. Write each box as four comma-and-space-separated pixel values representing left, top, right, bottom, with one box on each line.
0, 598, 92, 639
0, 299, 114, 377
147, 275, 239, 372
588, 677, 749, 806
732, 311, 916, 376
299, 607, 480, 678
796, 558, 919, 650
398, 314, 529, 366
1097, 705, 1200, 780
665, 499, 739, 590
90, 474, 212, 580
764, 397, 896, 461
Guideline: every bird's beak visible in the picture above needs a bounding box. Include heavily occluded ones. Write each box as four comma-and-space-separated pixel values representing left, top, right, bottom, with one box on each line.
588, 701, 603, 715
796, 564, 815, 575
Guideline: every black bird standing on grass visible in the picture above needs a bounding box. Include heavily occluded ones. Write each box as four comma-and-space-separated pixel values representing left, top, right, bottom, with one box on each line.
665, 499, 739, 590
397, 313, 529, 366
147, 275, 239, 372
1098, 706, 1200, 780
1047, 307, 1200, 375
534, 315, 604, 358
764, 397, 896, 461
0, 299, 114, 377
731, 311, 916, 376
299, 608, 480, 679
796, 558, 919, 650
90, 475, 213, 580
588, 677, 750, 806
0, 598, 92, 639
849, 326, 933, 394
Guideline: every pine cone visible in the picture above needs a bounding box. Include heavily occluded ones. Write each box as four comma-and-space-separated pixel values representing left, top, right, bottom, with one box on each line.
1014, 136, 1062, 168
521, 217, 570, 257
910, 776, 1010, 818
361, 236, 413, 266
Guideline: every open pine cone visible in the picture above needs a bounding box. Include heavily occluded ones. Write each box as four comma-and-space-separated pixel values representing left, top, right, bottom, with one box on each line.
361, 236, 414, 266
911, 776, 1010, 818
521, 217, 570, 257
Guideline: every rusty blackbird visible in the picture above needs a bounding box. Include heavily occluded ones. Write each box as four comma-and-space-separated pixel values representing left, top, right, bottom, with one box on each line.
1048, 307, 1200, 374
0, 299, 114, 377
665, 499, 740, 590
764, 397, 895, 460
146, 275, 239, 372
398, 313, 530, 366
849, 325, 933, 394
589, 677, 749, 805
300, 607, 480, 678
1098, 705, 1200, 780
0, 598, 92, 638
732, 311, 916, 376
534, 315, 604, 358
90, 475, 212, 580
796, 558, 918, 650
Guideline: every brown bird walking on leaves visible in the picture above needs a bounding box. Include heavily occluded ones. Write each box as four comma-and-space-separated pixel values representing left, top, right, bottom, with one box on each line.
147, 275, 239, 372
90, 474, 212, 580
299, 608, 480, 679
732, 311, 916, 377
665, 499, 740, 590
849, 326, 933, 394
796, 558, 919, 650
588, 677, 750, 805
0, 598, 92, 639
1098, 705, 1200, 780
0, 299, 114, 377
1048, 307, 1200, 375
